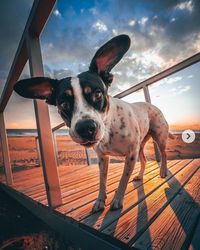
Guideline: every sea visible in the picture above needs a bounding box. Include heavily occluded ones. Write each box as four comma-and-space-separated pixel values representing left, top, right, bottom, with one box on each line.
6, 129, 200, 137
7, 129, 69, 137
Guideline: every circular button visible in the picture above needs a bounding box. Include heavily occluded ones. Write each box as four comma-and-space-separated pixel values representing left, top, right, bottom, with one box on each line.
182, 130, 195, 143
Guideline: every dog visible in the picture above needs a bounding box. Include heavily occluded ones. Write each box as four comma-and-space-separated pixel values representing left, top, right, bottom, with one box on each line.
14, 34, 173, 212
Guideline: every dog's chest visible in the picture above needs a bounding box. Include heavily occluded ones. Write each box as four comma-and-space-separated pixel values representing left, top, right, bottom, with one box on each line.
97, 102, 140, 156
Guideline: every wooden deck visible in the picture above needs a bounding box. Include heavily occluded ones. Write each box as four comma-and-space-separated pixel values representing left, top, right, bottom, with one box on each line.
1, 159, 200, 249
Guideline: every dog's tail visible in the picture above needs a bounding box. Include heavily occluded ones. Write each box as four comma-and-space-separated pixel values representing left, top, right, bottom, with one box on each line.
168, 132, 176, 139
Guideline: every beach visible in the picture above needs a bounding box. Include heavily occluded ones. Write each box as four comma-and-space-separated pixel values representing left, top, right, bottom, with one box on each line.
0, 132, 199, 174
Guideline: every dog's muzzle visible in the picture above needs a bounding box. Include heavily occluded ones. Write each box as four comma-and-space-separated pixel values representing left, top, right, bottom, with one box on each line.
75, 119, 99, 145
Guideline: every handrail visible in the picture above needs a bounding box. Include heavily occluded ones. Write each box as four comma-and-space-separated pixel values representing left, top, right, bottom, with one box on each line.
52, 122, 66, 132
35, 122, 66, 139
114, 52, 200, 99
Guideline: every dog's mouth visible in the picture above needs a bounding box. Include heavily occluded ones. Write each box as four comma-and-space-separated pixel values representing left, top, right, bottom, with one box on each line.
80, 140, 98, 147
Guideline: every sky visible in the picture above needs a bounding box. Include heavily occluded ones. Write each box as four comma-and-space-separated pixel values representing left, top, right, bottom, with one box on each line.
0, 0, 200, 129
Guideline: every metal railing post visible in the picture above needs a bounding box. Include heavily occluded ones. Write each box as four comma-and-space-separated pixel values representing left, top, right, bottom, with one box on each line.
26, 33, 62, 207
52, 132, 59, 165
85, 148, 91, 165
35, 137, 42, 167
0, 112, 13, 185
143, 85, 161, 162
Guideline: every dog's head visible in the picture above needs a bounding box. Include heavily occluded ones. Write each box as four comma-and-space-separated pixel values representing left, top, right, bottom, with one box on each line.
14, 34, 130, 147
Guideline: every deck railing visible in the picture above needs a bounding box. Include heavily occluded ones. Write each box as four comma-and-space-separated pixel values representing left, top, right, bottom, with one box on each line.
35, 123, 92, 166
0, 0, 200, 208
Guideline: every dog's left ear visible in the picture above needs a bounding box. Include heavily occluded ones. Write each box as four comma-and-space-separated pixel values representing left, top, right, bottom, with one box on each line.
89, 34, 131, 86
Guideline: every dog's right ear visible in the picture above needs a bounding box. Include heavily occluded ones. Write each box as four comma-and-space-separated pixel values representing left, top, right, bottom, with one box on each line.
89, 34, 131, 87
14, 77, 58, 105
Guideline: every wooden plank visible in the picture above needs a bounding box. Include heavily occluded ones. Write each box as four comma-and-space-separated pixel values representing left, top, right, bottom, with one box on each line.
20, 163, 127, 196
27, 34, 62, 207
80, 160, 181, 228
59, 163, 156, 199
0, 113, 13, 185
56, 161, 159, 214
61, 161, 178, 218
14, 163, 102, 195
32, 165, 125, 201
31, 162, 150, 203
132, 160, 200, 249
102, 160, 198, 245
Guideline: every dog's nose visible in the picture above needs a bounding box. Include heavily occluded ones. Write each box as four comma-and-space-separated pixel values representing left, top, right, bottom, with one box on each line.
75, 119, 98, 140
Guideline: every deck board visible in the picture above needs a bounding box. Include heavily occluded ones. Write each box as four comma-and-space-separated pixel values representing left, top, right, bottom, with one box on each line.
132, 160, 200, 250
1, 158, 200, 249
67, 161, 177, 221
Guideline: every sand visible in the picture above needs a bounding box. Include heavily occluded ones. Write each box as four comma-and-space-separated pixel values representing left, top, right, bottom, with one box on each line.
0, 133, 199, 175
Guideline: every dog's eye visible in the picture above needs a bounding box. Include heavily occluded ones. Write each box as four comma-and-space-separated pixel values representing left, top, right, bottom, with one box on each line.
92, 89, 102, 102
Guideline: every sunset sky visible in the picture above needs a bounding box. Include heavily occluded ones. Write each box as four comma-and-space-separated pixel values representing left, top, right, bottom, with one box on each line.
0, 0, 200, 129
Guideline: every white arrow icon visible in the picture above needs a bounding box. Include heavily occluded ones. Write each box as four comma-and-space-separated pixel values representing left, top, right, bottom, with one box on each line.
182, 130, 195, 143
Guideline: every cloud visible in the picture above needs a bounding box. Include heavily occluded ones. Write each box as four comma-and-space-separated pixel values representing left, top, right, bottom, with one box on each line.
175, 0, 194, 12
170, 17, 176, 22
138, 17, 148, 26
92, 20, 108, 32
128, 19, 136, 27
89, 7, 98, 15
169, 85, 191, 96
53, 9, 61, 17
166, 76, 182, 84
177, 85, 191, 94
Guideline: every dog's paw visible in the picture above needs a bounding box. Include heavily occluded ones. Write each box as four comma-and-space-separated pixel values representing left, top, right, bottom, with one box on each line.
92, 199, 105, 213
160, 168, 167, 178
133, 175, 143, 181
110, 197, 123, 210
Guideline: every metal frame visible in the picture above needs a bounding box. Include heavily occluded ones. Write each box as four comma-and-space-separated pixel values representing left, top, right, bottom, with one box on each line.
27, 34, 62, 207
0, 113, 13, 185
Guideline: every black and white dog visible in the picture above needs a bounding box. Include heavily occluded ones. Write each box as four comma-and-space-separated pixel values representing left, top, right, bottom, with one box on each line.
14, 35, 173, 212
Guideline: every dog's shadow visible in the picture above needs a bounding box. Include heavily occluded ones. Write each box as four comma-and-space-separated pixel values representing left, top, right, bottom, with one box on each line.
163, 169, 200, 250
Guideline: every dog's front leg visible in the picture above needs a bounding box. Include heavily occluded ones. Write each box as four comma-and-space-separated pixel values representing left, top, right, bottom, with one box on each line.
92, 154, 109, 212
110, 149, 139, 210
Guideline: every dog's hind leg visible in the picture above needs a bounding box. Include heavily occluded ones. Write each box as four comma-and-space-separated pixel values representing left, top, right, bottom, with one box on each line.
151, 131, 168, 178
133, 134, 150, 181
